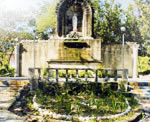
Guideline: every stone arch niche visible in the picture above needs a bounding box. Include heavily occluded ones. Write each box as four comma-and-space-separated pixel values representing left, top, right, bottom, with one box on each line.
56, 0, 93, 38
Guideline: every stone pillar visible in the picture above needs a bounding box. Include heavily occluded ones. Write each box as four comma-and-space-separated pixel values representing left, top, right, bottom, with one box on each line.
15, 43, 20, 77
62, 16, 65, 37
132, 44, 139, 79
127, 42, 139, 79
56, 14, 60, 37
82, 4, 92, 38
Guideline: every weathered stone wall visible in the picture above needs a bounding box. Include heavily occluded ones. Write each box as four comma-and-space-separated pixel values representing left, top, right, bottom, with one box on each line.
20, 39, 101, 77
101, 44, 134, 77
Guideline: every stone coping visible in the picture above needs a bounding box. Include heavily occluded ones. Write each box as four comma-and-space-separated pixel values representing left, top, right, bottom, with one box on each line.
47, 60, 102, 63
128, 82, 150, 87
128, 78, 150, 82
0, 79, 29, 86
0, 77, 29, 81
21, 39, 101, 43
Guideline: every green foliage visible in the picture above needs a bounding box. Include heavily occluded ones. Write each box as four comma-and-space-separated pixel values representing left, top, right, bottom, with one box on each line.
125, 5, 142, 42
0, 65, 14, 77
91, 0, 141, 44
91, 0, 123, 43
43, 69, 95, 78
26, 95, 34, 109
33, 82, 138, 117
43, 69, 48, 76
127, 97, 138, 109
97, 63, 104, 77
138, 56, 150, 74
37, 32, 49, 40
35, 0, 142, 44
36, 0, 59, 33
0, 29, 33, 77
0, 29, 33, 42
0, 51, 14, 77
143, 40, 150, 56
119, 82, 126, 92
134, 0, 150, 55
78, 70, 93, 78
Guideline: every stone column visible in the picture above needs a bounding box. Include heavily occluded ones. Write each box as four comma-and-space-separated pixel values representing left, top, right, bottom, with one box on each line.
127, 42, 139, 79
15, 43, 20, 77
56, 14, 60, 37
62, 16, 65, 37
132, 44, 139, 79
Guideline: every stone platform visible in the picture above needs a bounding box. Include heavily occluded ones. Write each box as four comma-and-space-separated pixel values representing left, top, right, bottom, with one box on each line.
20, 39, 101, 77
129, 80, 150, 122
0, 80, 29, 121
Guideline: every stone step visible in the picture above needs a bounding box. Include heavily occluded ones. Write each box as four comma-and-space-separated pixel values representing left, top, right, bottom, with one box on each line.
0, 99, 16, 109
0, 80, 29, 87
0, 110, 25, 121
129, 82, 150, 87
0, 80, 27, 121
0, 86, 22, 110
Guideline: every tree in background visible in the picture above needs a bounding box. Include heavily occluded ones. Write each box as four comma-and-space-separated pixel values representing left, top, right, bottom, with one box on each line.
0, 29, 33, 76
91, 0, 123, 43
91, 0, 142, 44
124, 5, 142, 43
134, 0, 150, 56
36, 0, 59, 34
36, 0, 141, 44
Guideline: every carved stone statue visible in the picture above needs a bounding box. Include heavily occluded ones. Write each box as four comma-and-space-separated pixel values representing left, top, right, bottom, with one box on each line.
72, 13, 78, 31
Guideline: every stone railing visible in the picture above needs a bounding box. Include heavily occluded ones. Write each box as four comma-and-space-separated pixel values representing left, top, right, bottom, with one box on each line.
28, 68, 128, 91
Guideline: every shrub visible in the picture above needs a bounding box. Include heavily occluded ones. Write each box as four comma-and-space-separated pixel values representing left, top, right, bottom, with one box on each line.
138, 56, 150, 75
34, 82, 136, 116
42, 63, 105, 79
0, 64, 14, 77
97, 64, 105, 77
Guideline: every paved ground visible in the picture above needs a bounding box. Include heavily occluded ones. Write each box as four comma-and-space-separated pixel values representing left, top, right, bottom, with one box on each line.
130, 84, 150, 122
0, 78, 150, 122
0, 82, 26, 122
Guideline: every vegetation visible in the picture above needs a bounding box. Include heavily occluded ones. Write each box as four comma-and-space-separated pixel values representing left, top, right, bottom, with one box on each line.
28, 81, 138, 119
92, 0, 123, 43
0, 59, 14, 77
138, 56, 150, 75
36, 0, 140, 44
0, 29, 33, 77
42, 64, 105, 79
134, 0, 150, 56
36, 0, 59, 34
35, 0, 150, 57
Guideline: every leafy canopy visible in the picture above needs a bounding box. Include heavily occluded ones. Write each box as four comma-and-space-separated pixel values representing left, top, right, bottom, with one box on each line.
36, 0, 141, 45
36, 0, 59, 33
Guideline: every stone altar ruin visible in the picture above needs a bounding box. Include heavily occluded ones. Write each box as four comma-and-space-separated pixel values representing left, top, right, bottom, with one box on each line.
15, 0, 138, 78
19, 0, 101, 77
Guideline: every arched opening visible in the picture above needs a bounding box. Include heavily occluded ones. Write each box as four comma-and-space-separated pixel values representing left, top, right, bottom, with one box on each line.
56, 0, 93, 38
65, 4, 83, 35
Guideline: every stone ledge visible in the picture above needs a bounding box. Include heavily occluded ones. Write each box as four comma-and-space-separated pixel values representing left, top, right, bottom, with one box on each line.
0, 77, 29, 81
9, 81, 29, 86
0, 80, 29, 87
47, 60, 102, 63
